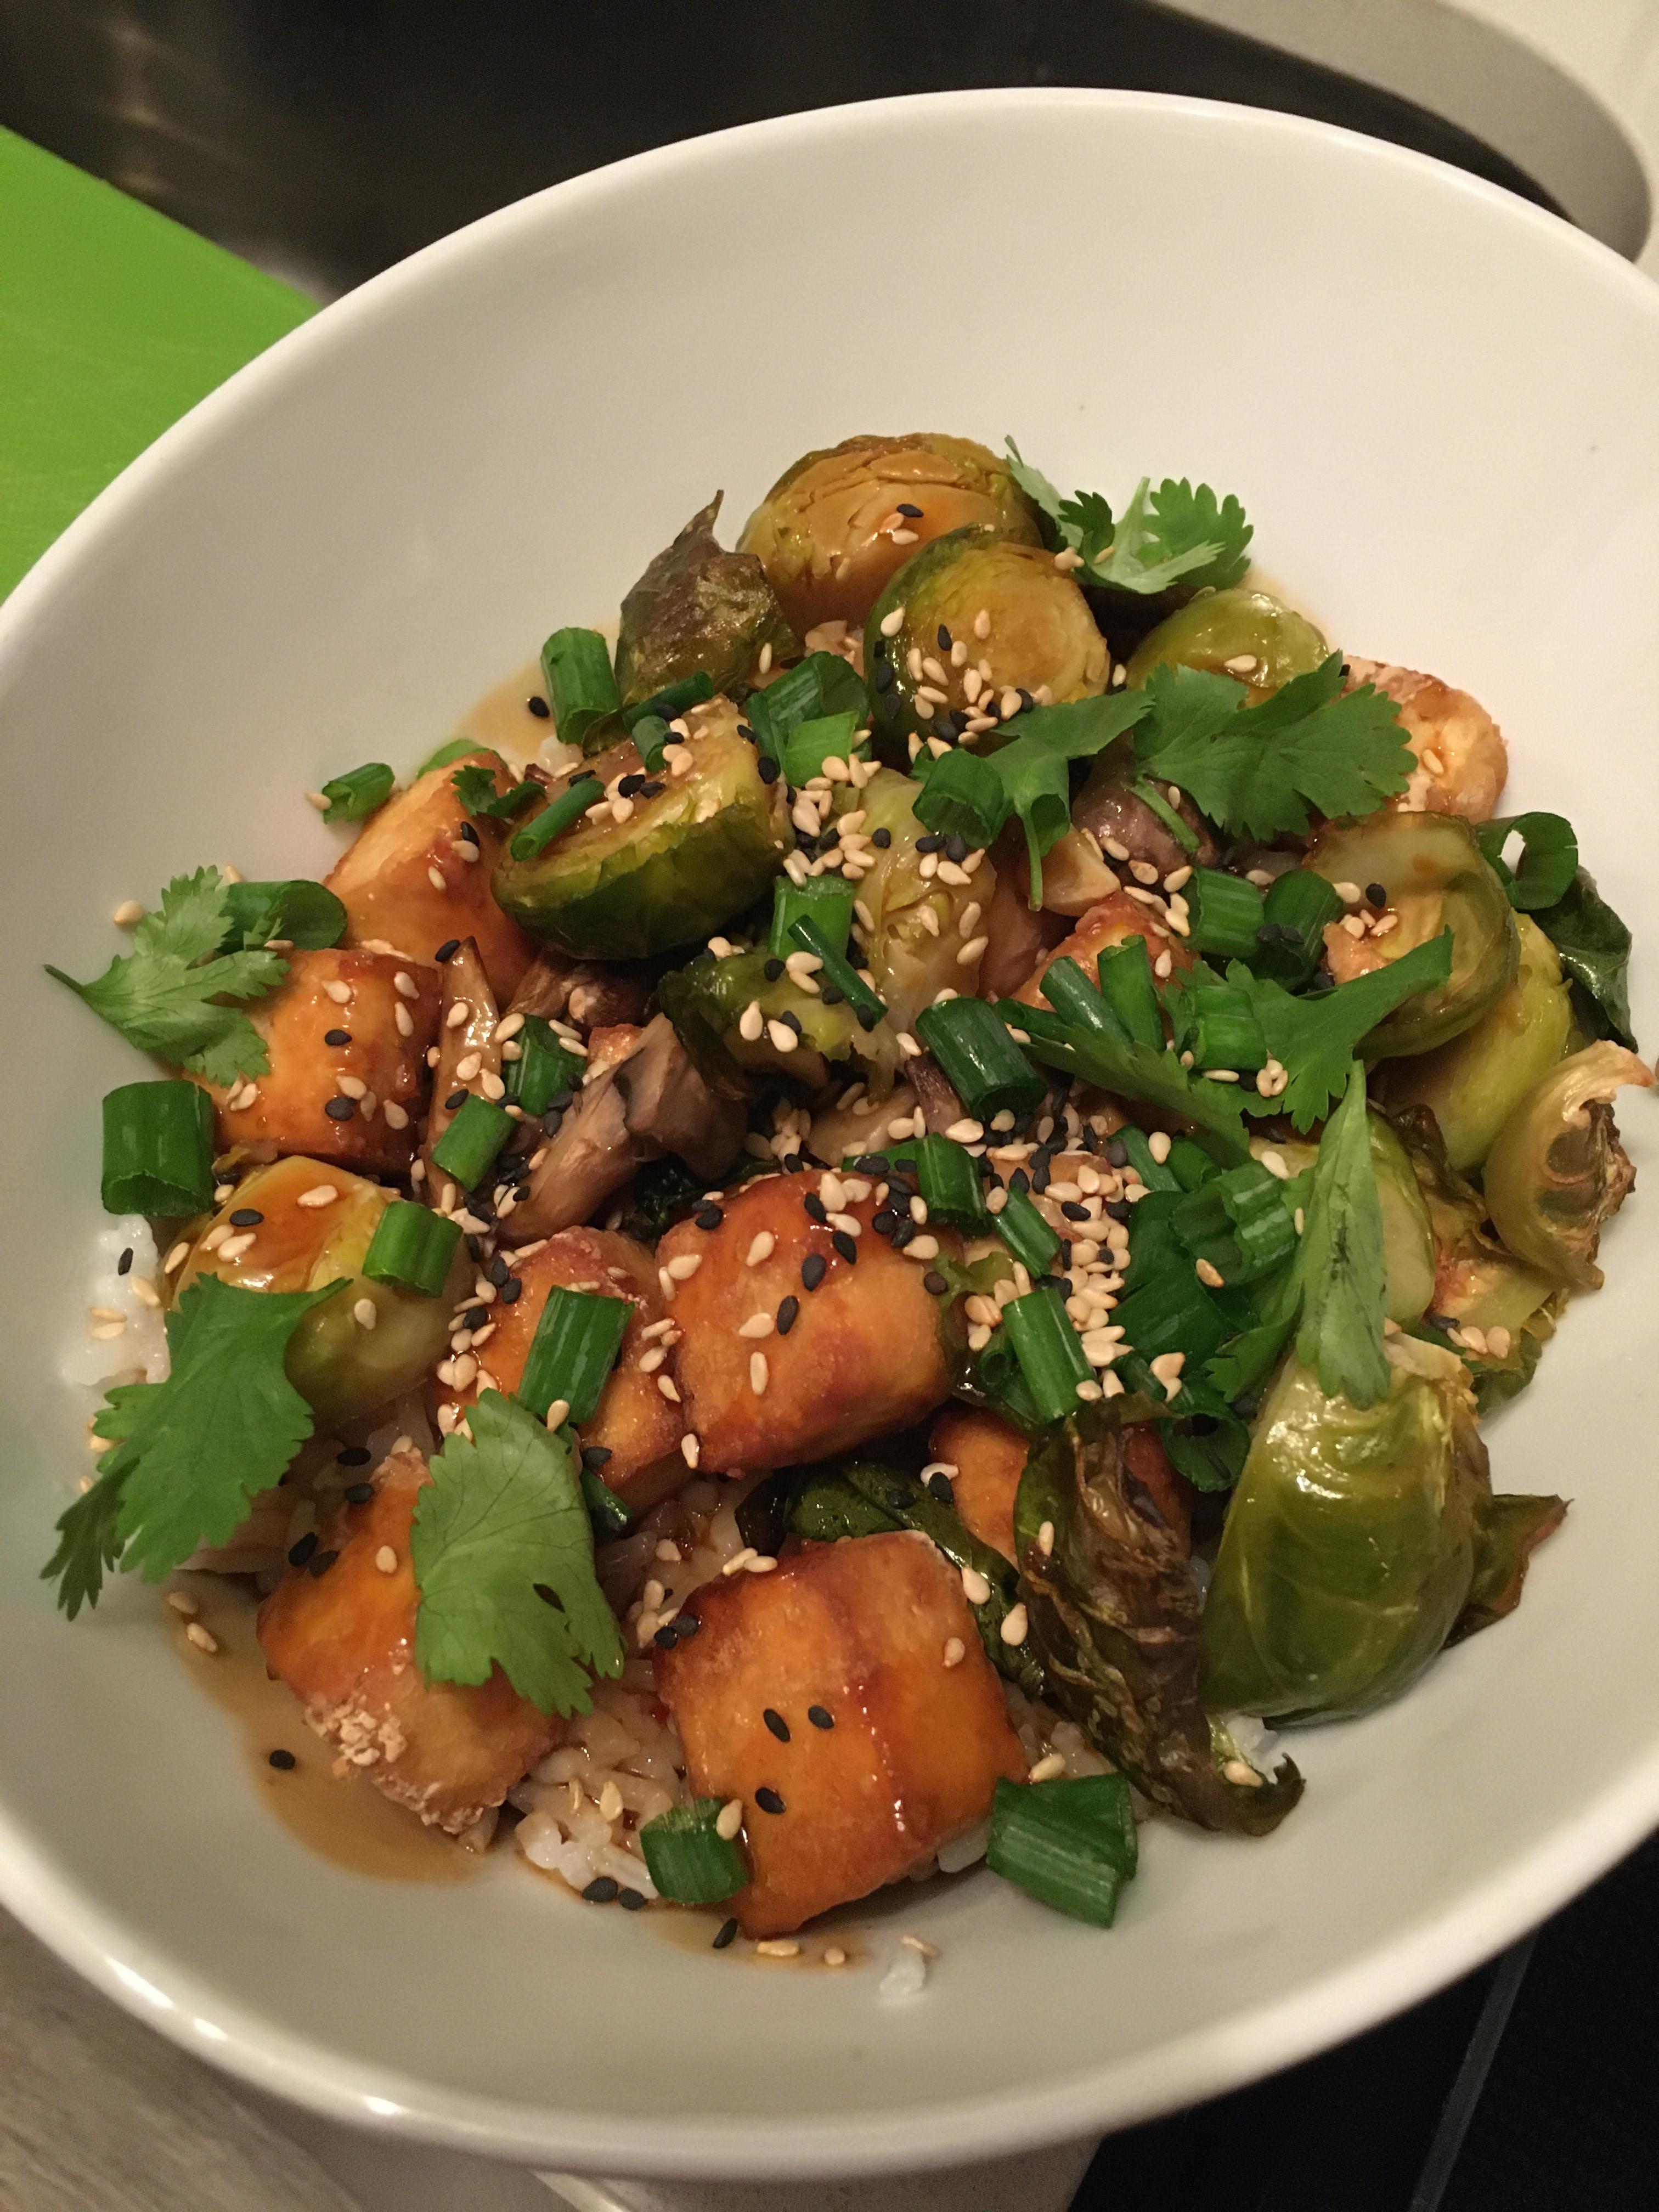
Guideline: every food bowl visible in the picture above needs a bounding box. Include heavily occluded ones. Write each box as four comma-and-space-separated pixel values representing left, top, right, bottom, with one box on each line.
2, 89, 1657, 2180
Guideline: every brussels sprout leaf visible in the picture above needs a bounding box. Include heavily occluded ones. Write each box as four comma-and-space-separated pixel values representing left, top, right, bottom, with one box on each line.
1531, 866, 1637, 1048
1476, 812, 1578, 913
1294, 1066, 1390, 1408
43, 1275, 344, 1616
411, 1389, 624, 1717
1132, 657, 1414, 840
46, 867, 289, 1085
1004, 441, 1252, 595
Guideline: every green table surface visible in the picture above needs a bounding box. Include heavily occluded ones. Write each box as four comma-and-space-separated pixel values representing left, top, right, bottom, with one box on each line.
0, 127, 314, 601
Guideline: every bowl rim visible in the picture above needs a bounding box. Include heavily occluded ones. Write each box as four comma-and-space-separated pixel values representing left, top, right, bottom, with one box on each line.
5, 83, 1659, 2179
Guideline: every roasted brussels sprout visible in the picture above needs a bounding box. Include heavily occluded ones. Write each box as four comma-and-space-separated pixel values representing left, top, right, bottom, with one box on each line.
492, 702, 789, 958
1307, 811, 1519, 1058
864, 529, 1107, 748
1379, 915, 1573, 1171
1483, 1042, 1653, 1290
1200, 1339, 1560, 1724
658, 951, 889, 1096
1390, 1107, 1559, 1362
854, 766, 1000, 1032
614, 494, 800, 707
738, 432, 1041, 634
175, 1157, 470, 1430
1125, 588, 1328, 702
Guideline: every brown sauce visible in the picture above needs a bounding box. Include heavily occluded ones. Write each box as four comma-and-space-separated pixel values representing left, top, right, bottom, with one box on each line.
455, 657, 554, 767
174, 1575, 476, 1884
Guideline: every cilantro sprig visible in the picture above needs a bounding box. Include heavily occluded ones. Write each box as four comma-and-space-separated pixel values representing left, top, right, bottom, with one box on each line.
1006, 441, 1252, 597
47, 868, 289, 1086
451, 763, 539, 820
411, 1390, 624, 1717
1293, 1065, 1390, 1407
45, 1275, 343, 1616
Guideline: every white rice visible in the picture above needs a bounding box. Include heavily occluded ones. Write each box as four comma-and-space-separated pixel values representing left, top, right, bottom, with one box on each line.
61, 1215, 168, 1390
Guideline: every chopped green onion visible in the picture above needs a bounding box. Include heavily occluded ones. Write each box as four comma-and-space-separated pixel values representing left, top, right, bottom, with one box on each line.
518, 1286, 631, 1424
1166, 1135, 1218, 1191
541, 627, 623, 754
639, 1797, 748, 1904
782, 710, 865, 791
1171, 1162, 1295, 1286
911, 746, 1009, 851
430, 1094, 514, 1189
319, 762, 393, 825
415, 735, 488, 777
509, 773, 601, 862
987, 1774, 1138, 1926
1477, 811, 1579, 912
995, 1184, 1062, 1279
787, 916, 886, 1031
1115, 1125, 1181, 1193
1037, 955, 1127, 1041
1128, 777, 1200, 855
1094, 937, 1163, 1051
504, 1017, 583, 1116
100, 1080, 214, 1216
362, 1199, 463, 1297
1002, 1285, 1093, 1423
218, 879, 347, 952
912, 1134, 989, 1231
744, 651, 866, 762
581, 1470, 633, 1538
623, 672, 714, 729
1185, 868, 1266, 962
1112, 1263, 1230, 1365
1249, 867, 1342, 989
915, 998, 1045, 1121
628, 714, 672, 771
1185, 980, 1267, 1072
770, 875, 855, 960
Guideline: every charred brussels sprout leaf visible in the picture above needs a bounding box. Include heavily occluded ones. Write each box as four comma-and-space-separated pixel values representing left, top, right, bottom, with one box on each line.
1475, 812, 1579, 913
658, 950, 886, 1098
1482, 1042, 1654, 1290
1126, 587, 1327, 701
614, 494, 800, 708
855, 765, 1002, 1033
1530, 866, 1639, 1049
1449, 1492, 1570, 1644
1015, 1412, 1304, 1834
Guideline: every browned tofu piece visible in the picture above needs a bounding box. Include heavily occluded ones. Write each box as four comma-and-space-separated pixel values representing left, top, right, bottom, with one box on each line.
1017, 888, 1194, 1006
257, 1447, 557, 1832
657, 1532, 1026, 1936
198, 946, 438, 1174
658, 1173, 954, 1477
437, 1229, 685, 1510
928, 1406, 1030, 1564
325, 751, 536, 1000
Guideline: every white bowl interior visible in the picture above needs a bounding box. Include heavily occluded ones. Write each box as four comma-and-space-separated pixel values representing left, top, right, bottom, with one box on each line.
2, 89, 1658, 2178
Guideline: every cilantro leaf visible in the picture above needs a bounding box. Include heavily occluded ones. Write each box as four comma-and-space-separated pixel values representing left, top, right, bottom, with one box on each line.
43, 1275, 342, 1615
47, 867, 288, 1085
1005, 441, 1251, 596
451, 764, 538, 820
1087, 478, 1224, 596
1294, 1066, 1390, 1408
411, 1390, 624, 1717
1132, 657, 1414, 840
1003, 1000, 1253, 1167
1226, 933, 1454, 1131
1145, 478, 1252, 592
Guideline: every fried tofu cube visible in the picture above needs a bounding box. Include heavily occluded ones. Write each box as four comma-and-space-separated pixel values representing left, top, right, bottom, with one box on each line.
325, 751, 536, 1000
257, 1447, 557, 1832
198, 946, 438, 1174
928, 1406, 1030, 1564
658, 1172, 954, 1476
438, 1229, 686, 1510
1017, 888, 1194, 1006
657, 1531, 1026, 1936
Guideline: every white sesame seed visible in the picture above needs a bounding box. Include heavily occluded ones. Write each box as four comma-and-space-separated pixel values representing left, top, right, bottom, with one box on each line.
217, 1231, 257, 1262
716, 1797, 745, 1839
757, 641, 774, 676
742, 1231, 776, 1270
1028, 1751, 1067, 1784
544, 1397, 571, 1430
353, 1298, 377, 1329
1000, 1602, 1029, 1645
185, 1622, 219, 1654
943, 1637, 966, 1668
879, 604, 906, 637
944, 1118, 984, 1144
324, 979, 353, 1006
902, 1235, 941, 1262
1037, 1519, 1056, 1558
960, 1565, 991, 1605
681, 1434, 701, 1468
766, 1019, 799, 1054
666, 1252, 703, 1281
1054, 547, 1085, 571
163, 1239, 191, 1272
424, 865, 447, 891
756, 1939, 800, 1960
956, 935, 989, 967
166, 1590, 198, 1618
1196, 1257, 1225, 1288
738, 1312, 774, 1340
749, 1352, 769, 1395
1333, 880, 1363, 905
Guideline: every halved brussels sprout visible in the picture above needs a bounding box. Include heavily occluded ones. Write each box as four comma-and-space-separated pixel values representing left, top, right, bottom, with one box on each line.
1379, 915, 1573, 1171
1125, 588, 1328, 702
1483, 1041, 1654, 1289
658, 950, 891, 1096
1390, 1105, 1559, 1356
864, 529, 1107, 748
174, 1156, 470, 1430
738, 433, 1041, 634
492, 702, 789, 959
614, 494, 800, 707
1306, 811, 1518, 1058
1201, 1340, 1490, 1723
853, 766, 999, 1034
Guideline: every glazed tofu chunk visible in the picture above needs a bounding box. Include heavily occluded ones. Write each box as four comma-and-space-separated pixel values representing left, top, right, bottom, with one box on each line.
656, 1532, 1026, 1935
658, 1171, 955, 1477
198, 946, 438, 1175
1016, 888, 1193, 1006
928, 1406, 1030, 1564
325, 750, 536, 999
437, 1229, 686, 1511
258, 1447, 557, 1832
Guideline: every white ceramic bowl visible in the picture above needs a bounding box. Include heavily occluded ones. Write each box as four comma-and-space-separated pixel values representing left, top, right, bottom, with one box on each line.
3, 88, 1658, 2181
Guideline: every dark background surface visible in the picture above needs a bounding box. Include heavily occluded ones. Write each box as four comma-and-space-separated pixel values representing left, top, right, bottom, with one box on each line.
1, 5, 1646, 2205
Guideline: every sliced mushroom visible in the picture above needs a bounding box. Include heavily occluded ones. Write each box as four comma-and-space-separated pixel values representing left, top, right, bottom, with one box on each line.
507, 948, 656, 1032
419, 941, 502, 1186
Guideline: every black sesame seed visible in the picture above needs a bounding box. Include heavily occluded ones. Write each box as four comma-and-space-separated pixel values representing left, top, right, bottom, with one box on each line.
936, 624, 952, 651
1105, 1137, 1128, 1167
1307, 970, 1338, 993
1105, 1199, 1133, 1224
457, 821, 479, 847
674, 1611, 701, 1639
1010, 1168, 1030, 1195
806, 1705, 834, 1731
617, 1887, 647, 1911
872, 826, 891, 848
803, 1193, 828, 1225
549, 1087, 574, 1113
897, 503, 923, 519
229, 1207, 263, 1228
654, 1623, 680, 1650
324, 1027, 352, 1046
1061, 1199, 1090, 1221
527, 695, 551, 718
713, 1916, 740, 1950
1018, 687, 1035, 713
776, 1295, 799, 1335
488, 1256, 510, 1287
782, 1152, 807, 1174
927, 1471, 957, 1506
636, 779, 665, 798
763, 957, 786, 983
758, 755, 781, 784
343, 1482, 374, 1505
778, 1010, 803, 1037
820, 983, 845, 1006
801, 1254, 827, 1291
923, 1269, 949, 1296
763, 1707, 791, 1742
286, 1531, 318, 1567
873, 661, 896, 691
944, 834, 969, 864
755, 1786, 786, 1815
892, 1219, 918, 1250
307, 1548, 340, 1579
915, 833, 944, 855
583, 1877, 619, 1904
617, 773, 646, 798
324, 1096, 356, 1120
871, 1207, 899, 1236
540, 1108, 565, 1139
831, 1229, 858, 1265
1365, 881, 1388, 908
500, 1277, 523, 1304
338, 1446, 372, 1466
444, 1089, 469, 1111
117, 1247, 133, 1276
268, 1747, 297, 1770
435, 938, 461, 962
694, 1203, 724, 1231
